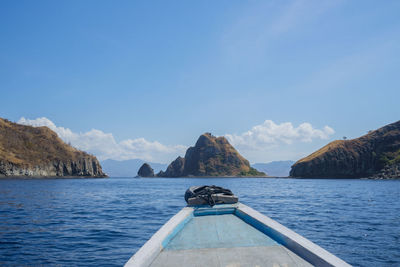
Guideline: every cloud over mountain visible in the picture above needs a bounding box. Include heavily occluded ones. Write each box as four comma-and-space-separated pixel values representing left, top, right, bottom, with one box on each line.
17, 117, 186, 163
18, 117, 334, 163
225, 120, 334, 150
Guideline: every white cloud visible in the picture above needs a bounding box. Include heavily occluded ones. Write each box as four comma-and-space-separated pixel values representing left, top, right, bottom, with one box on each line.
17, 117, 186, 163
225, 120, 334, 150
17, 117, 335, 164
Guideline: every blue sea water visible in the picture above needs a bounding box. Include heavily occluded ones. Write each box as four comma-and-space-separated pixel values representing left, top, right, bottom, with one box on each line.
0, 177, 399, 267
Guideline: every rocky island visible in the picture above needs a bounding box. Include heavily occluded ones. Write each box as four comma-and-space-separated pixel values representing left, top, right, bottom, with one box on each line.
0, 118, 107, 178
149, 133, 265, 177
137, 163, 155, 177
290, 120, 400, 178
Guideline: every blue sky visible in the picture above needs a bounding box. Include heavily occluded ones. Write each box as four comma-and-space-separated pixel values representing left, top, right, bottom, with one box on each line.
1, 0, 400, 163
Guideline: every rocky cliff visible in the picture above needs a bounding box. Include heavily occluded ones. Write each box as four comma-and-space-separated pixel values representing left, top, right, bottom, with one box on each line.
157, 156, 185, 177
290, 120, 400, 178
0, 118, 107, 178
137, 163, 155, 177
157, 133, 265, 177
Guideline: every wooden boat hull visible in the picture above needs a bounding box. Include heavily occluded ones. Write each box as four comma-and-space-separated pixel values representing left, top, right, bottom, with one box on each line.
125, 203, 350, 267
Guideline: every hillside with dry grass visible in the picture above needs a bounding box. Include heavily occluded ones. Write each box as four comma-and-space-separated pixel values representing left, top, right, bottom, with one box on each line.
290, 120, 400, 178
0, 118, 106, 177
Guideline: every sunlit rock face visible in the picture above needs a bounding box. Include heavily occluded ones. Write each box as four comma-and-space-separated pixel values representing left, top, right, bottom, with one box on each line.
157, 133, 265, 177
0, 118, 106, 178
290, 121, 400, 178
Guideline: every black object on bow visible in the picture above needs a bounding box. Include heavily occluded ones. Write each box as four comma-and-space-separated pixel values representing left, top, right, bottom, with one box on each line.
184, 185, 238, 207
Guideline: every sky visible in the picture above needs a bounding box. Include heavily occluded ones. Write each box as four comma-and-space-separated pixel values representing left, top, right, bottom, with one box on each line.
1, 0, 399, 164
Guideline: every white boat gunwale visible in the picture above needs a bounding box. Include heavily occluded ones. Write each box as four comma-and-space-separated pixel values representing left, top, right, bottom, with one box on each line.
125, 203, 350, 267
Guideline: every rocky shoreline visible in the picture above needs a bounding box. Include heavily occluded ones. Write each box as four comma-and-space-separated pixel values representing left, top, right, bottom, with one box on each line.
370, 163, 400, 179
0, 118, 107, 178
0, 158, 106, 178
290, 120, 400, 179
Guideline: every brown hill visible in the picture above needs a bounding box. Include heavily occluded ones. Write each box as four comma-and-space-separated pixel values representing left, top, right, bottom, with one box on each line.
157, 133, 265, 177
290, 120, 400, 178
0, 118, 106, 177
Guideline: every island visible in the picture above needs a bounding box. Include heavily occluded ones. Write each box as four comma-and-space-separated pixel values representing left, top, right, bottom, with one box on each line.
0, 118, 107, 178
290, 120, 400, 178
137, 132, 266, 178
137, 163, 155, 177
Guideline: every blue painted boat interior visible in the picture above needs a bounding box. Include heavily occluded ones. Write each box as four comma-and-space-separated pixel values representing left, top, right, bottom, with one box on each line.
162, 205, 283, 251
165, 214, 278, 250
150, 205, 314, 267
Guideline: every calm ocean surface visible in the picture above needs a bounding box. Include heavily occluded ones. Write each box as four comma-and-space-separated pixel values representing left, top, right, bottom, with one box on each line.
0, 177, 399, 267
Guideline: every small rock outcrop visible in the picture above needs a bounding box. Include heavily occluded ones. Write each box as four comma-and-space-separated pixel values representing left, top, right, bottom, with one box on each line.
371, 163, 400, 179
0, 118, 107, 178
157, 133, 265, 177
137, 163, 155, 177
290, 120, 400, 178
157, 156, 185, 177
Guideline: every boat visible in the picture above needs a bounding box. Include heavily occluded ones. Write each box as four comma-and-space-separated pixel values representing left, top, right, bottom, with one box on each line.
125, 186, 350, 267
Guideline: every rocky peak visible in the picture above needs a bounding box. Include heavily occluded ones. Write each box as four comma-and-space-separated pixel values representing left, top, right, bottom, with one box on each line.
137, 163, 155, 177
157, 156, 185, 177
195, 132, 216, 147
158, 133, 265, 177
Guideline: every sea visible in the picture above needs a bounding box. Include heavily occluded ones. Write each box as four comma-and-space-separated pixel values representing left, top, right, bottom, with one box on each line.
0, 177, 399, 267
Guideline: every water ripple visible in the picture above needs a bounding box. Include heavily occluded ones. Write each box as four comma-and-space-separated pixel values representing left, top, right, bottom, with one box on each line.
0, 177, 399, 266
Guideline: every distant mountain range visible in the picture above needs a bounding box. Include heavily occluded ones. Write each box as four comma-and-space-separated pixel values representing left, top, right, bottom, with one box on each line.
101, 158, 295, 178
251, 161, 295, 177
100, 159, 167, 177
